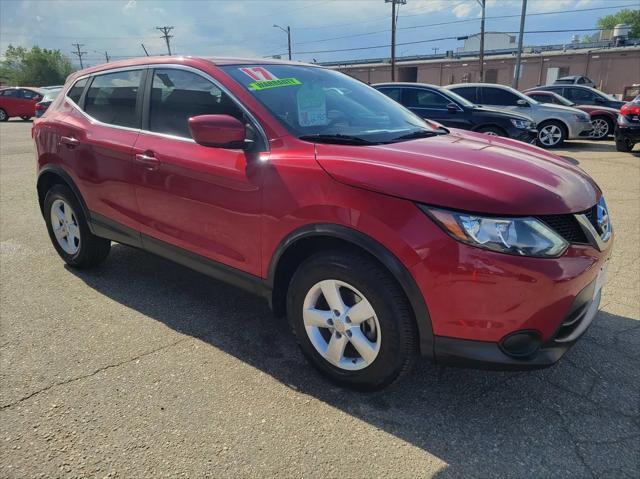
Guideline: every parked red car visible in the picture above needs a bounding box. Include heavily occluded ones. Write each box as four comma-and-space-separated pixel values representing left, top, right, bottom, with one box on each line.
525, 90, 618, 140
0, 87, 45, 121
33, 57, 613, 389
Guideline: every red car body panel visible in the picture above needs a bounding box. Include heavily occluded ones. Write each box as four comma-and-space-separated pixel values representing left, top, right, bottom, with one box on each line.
0, 87, 43, 118
33, 57, 613, 368
525, 90, 619, 121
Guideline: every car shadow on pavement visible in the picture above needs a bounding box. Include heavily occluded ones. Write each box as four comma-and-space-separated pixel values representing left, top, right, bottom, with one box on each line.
67, 244, 640, 478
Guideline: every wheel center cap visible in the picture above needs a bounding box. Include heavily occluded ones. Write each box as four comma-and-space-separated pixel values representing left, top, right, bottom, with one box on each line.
334, 318, 347, 333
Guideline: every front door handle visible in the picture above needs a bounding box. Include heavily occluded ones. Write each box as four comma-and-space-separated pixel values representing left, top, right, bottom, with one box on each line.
60, 136, 80, 148
135, 153, 160, 171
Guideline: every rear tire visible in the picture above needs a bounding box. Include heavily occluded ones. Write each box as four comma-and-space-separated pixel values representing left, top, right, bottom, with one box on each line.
20, 115, 31, 121
537, 120, 566, 148
44, 184, 111, 268
615, 137, 634, 152
0, 109, 8, 122
287, 250, 418, 390
477, 125, 506, 137
589, 116, 612, 140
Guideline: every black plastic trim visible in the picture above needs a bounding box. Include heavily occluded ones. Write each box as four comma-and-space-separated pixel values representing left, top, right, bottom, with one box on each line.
37, 165, 89, 220
266, 224, 435, 358
89, 212, 141, 248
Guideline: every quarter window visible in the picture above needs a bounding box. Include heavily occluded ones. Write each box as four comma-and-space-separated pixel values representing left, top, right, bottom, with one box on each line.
84, 70, 142, 128
67, 78, 88, 105
149, 68, 243, 138
404, 89, 451, 109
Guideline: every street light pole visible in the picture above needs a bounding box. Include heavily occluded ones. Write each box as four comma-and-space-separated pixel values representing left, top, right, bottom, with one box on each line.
477, 0, 486, 82
274, 24, 292, 60
386, 0, 406, 82
513, 0, 527, 89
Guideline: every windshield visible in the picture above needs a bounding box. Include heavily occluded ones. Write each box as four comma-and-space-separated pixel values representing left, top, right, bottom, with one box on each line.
222, 64, 436, 143
549, 92, 575, 106
42, 88, 62, 101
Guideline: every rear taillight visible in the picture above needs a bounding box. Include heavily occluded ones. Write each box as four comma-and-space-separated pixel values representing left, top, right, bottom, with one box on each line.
620, 103, 640, 116
35, 103, 46, 111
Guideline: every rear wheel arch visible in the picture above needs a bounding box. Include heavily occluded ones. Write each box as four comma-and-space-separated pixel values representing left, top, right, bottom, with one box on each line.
37, 167, 89, 222
267, 224, 434, 357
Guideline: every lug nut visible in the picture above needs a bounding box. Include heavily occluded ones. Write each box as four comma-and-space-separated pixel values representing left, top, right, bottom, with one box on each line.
327, 318, 333, 326
333, 310, 340, 317
335, 332, 342, 339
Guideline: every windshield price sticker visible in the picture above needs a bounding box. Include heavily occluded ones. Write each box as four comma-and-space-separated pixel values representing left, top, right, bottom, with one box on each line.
239, 67, 279, 81
297, 83, 327, 127
248, 77, 302, 91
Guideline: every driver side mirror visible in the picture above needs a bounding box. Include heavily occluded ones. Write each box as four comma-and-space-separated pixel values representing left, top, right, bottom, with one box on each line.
446, 103, 460, 113
594, 96, 605, 104
188, 114, 248, 149
516, 99, 530, 107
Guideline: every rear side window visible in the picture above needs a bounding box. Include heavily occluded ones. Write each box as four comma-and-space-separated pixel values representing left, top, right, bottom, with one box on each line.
529, 94, 550, 103
405, 89, 450, 109
21, 89, 40, 100
451, 87, 477, 103
84, 70, 142, 128
67, 78, 88, 104
565, 88, 597, 103
481, 87, 520, 106
149, 68, 243, 138
377, 88, 402, 102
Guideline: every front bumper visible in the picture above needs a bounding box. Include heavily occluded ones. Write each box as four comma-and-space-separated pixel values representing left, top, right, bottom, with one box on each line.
433, 279, 603, 370
568, 120, 593, 139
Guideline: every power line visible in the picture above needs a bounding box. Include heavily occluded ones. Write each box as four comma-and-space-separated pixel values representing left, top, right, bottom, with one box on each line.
156, 26, 174, 55
71, 43, 87, 68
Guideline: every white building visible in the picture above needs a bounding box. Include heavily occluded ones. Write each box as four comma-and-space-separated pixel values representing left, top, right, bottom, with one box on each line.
458, 32, 516, 53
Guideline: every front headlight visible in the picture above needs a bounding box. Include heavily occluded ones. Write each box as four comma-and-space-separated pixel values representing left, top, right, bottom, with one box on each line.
510, 118, 532, 129
420, 206, 569, 258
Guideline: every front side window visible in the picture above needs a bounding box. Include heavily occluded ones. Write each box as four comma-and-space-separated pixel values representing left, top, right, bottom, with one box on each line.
566, 88, 596, 103
405, 89, 451, 109
481, 87, 521, 106
67, 78, 88, 104
149, 68, 243, 138
377, 87, 402, 102
1, 89, 21, 98
84, 70, 142, 128
221, 64, 434, 144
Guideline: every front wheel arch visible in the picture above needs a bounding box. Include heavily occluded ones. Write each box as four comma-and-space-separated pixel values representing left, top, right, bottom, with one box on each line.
267, 224, 434, 358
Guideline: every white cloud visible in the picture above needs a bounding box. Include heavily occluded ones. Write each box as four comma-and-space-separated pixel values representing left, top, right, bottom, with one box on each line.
123, 0, 136, 14
452, 2, 476, 19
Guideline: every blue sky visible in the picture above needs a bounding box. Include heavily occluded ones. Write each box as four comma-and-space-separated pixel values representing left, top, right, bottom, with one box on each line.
0, 0, 637, 67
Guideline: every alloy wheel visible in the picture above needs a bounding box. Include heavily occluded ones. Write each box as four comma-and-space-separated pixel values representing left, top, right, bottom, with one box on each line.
589, 118, 610, 139
302, 279, 381, 371
483, 131, 499, 136
538, 124, 563, 146
50, 199, 81, 255
0, 110, 6, 121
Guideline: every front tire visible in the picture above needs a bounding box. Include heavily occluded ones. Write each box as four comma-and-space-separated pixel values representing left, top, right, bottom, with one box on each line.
287, 250, 418, 390
44, 184, 111, 268
537, 120, 566, 148
477, 125, 506, 137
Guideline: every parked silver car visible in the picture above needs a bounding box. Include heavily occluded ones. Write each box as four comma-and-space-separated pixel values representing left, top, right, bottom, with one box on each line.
446, 83, 593, 147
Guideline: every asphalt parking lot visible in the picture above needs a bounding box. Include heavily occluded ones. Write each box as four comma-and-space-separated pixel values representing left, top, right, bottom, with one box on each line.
1, 119, 638, 478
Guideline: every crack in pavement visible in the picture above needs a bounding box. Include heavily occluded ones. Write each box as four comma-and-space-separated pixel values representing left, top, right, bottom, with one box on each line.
0, 336, 193, 411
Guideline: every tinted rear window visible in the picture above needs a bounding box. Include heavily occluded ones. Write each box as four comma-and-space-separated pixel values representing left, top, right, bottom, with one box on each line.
84, 70, 142, 128
451, 87, 477, 103
67, 78, 88, 104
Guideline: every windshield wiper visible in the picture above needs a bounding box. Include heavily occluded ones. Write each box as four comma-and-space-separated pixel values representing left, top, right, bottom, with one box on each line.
298, 134, 377, 145
389, 129, 446, 142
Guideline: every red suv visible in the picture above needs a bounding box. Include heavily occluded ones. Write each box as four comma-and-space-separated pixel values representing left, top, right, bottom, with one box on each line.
0, 87, 44, 121
33, 57, 613, 390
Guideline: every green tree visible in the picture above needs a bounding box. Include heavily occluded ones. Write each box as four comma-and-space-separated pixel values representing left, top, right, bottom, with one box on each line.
0, 45, 75, 86
597, 8, 640, 39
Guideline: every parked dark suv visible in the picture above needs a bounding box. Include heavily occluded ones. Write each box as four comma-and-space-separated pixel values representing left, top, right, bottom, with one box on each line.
525, 85, 625, 110
374, 82, 537, 143
33, 57, 612, 390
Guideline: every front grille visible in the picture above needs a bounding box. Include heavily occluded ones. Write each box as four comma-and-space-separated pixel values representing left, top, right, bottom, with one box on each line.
536, 213, 589, 244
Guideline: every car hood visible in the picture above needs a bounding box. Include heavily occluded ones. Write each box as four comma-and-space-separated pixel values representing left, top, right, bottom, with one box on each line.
537, 102, 585, 115
471, 105, 533, 121
315, 130, 600, 215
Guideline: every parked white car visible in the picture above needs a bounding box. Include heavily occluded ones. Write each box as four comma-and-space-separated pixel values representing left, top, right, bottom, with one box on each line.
446, 83, 593, 147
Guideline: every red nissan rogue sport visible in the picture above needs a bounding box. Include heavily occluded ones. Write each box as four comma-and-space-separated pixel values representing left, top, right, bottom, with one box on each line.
33, 57, 613, 390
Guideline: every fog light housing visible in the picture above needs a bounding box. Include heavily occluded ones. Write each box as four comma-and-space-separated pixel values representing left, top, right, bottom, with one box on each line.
500, 331, 542, 358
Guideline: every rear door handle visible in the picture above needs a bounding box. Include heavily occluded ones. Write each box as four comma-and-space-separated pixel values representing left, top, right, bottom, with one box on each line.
135, 153, 160, 171
60, 136, 80, 147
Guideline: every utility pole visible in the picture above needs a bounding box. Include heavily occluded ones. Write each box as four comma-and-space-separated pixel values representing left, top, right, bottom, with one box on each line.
141, 43, 150, 56
512, 0, 527, 89
104, 51, 110, 63
386, 0, 406, 82
71, 43, 87, 69
478, 0, 486, 82
156, 26, 174, 55
273, 24, 292, 60
432, 47, 439, 55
